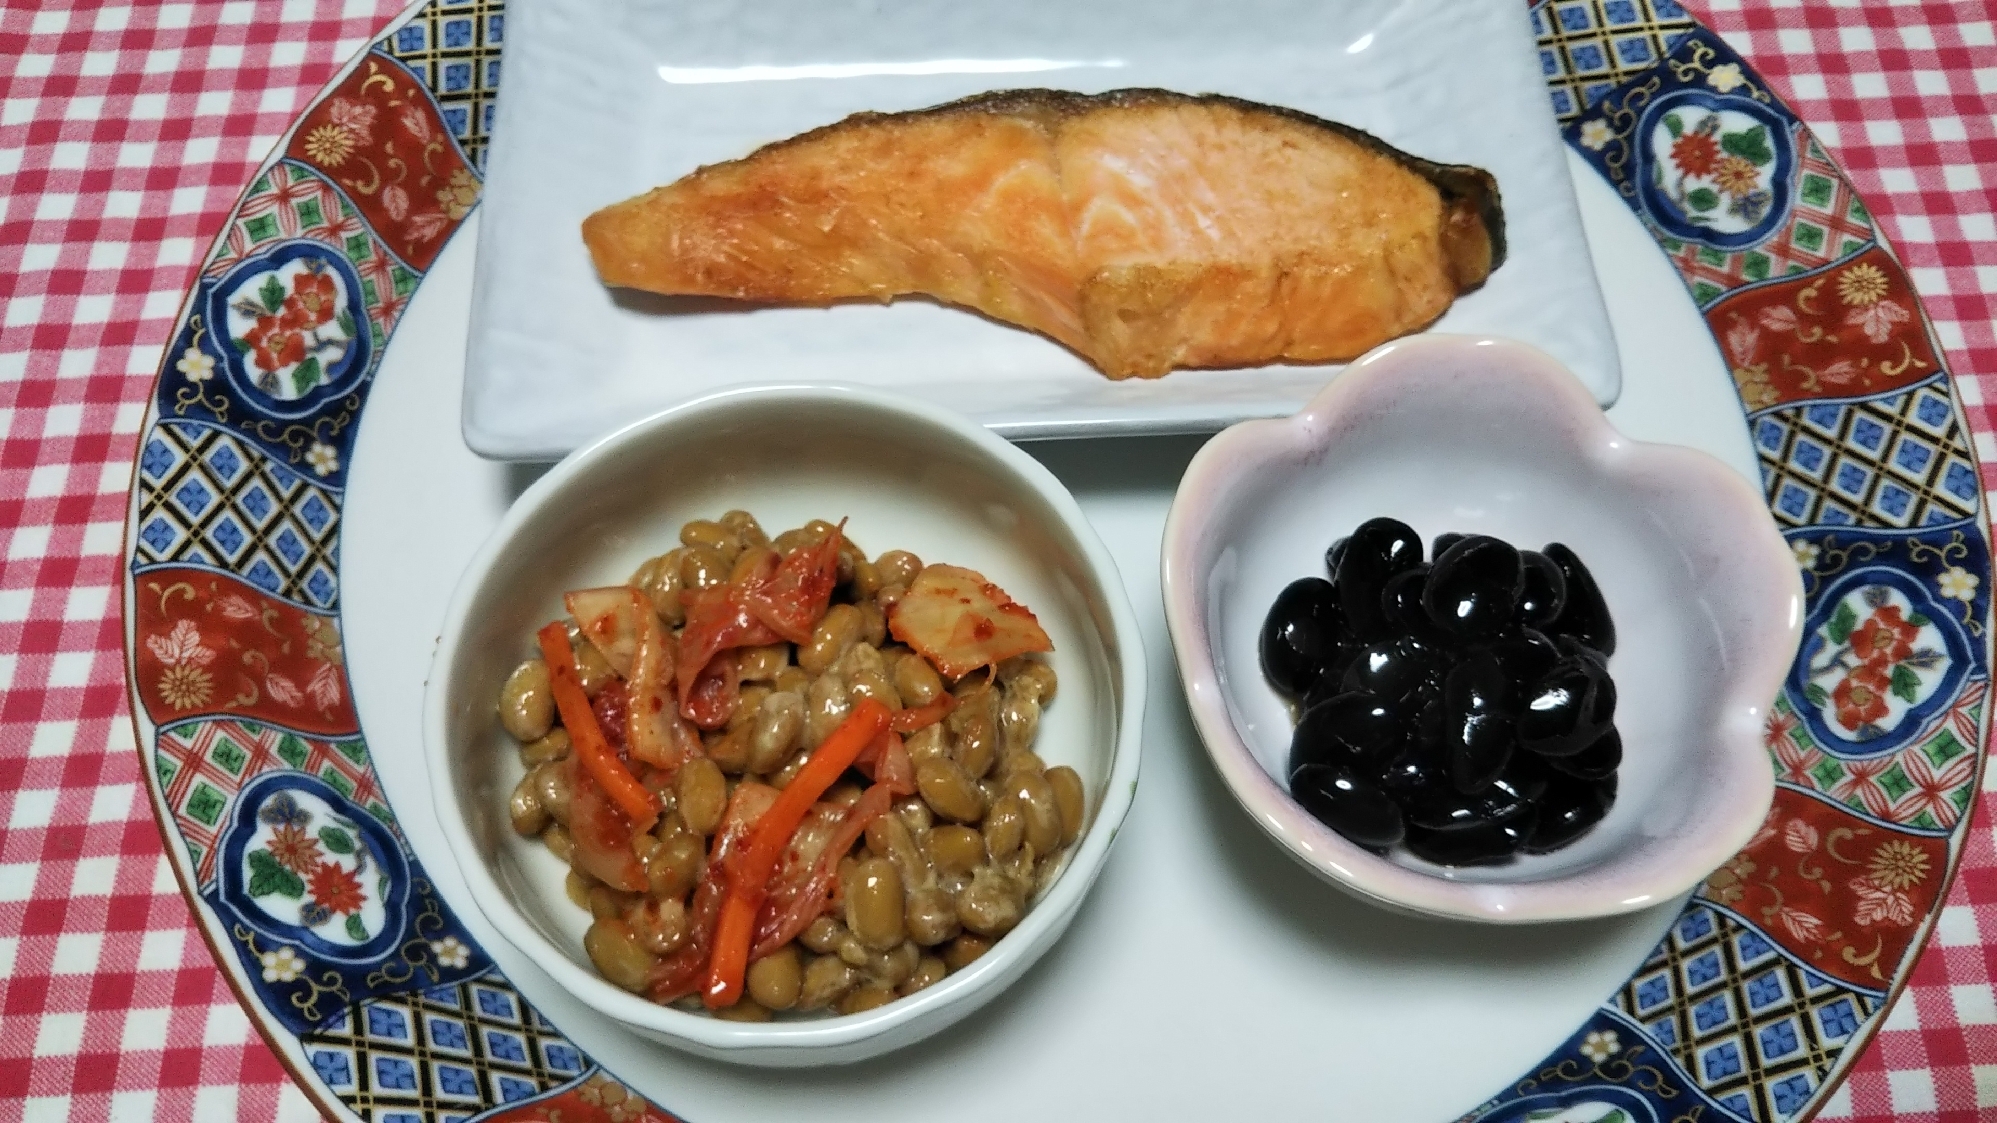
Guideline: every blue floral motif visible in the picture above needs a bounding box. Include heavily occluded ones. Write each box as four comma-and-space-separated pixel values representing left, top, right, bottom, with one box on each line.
258, 792, 310, 828
205, 771, 488, 1035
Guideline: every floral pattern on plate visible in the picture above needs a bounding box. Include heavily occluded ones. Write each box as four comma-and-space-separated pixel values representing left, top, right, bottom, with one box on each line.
119, 2, 1993, 1122
284, 50, 479, 272
239, 789, 386, 944
1716, 247, 1941, 412
1697, 786, 1949, 989
1787, 565, 1973, 755
199, 239, 375, 424
132, 566, 356, 735
1643, 96, 1790, 239
221, 255, 357, 401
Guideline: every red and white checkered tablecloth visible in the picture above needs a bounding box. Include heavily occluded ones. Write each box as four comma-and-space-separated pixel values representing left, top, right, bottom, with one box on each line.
0, 1, 1990, 1120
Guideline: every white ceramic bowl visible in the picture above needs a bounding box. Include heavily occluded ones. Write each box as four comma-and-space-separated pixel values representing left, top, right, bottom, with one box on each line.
1161, 335, 1801, 923
425, 384, 1145, 1066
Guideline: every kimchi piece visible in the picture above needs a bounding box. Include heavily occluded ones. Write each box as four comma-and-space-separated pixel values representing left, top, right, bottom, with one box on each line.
888, 564, 1053, 680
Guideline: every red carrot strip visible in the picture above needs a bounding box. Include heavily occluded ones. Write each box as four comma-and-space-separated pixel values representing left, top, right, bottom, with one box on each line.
537, 622, 660, 832
889, 693, 956, 733
700, 699, 890, 1008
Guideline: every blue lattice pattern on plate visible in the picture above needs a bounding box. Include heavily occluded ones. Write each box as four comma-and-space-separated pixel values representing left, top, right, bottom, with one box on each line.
299, 969, 590, 1121
135, 419, 341, 607
1530, 0, 1695, 121
1753, 377, 1980, 531
1614, 904, 1882, 1122
384, 0, 503, 170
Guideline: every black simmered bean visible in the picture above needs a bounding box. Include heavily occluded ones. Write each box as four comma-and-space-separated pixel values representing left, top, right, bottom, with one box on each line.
1288, 692, 1406, 777
1517, 551, 1568, 628
1423, 536, 1524, 640
1335, 518, 1423, 640
1523, 775, 1617, 854
1270, 520, 1621, 864
1339, 635, 1441, 706
1542, 543, 1616, 656
1404, 815, 1532, 865
1290, 764, 1405, 849
1552, 728, 1623, 781
1259, 577, 1346, 696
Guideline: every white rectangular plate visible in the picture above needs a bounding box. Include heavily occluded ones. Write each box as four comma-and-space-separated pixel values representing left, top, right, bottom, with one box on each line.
466, 0, 1621, 460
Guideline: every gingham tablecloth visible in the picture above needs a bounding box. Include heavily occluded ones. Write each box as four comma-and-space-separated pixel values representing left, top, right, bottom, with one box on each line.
0, 1, 1991, 1119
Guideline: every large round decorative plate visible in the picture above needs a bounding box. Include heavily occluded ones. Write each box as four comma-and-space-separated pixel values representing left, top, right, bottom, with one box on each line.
121, 2, 1991, 1120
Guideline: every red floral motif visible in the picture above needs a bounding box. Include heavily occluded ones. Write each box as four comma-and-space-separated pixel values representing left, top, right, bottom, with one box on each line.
1701, 786, 1947, 988
246, 315, 306, 373
134, 567, 359, 735
1847, 877, 1915, 927
266, 823, 323, 874
1831, 663, 1891, 730
1849, 605, 1919, 667
279, 269, 338, 332
307, 860, 366, 916
1846, 297, 1911, 345
1710, 245, 1939, 408
1670, 131, 1719, 176
284, 56, 473, 271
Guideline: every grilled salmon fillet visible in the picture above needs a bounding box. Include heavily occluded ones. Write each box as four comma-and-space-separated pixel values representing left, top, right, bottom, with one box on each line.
582, 88, 1504, 379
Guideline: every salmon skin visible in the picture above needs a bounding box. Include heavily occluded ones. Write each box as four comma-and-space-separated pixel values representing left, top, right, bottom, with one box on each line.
582, 88, 1504, 380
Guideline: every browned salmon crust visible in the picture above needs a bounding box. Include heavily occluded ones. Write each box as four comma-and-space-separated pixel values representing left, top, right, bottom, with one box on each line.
583, 88, 1504, 379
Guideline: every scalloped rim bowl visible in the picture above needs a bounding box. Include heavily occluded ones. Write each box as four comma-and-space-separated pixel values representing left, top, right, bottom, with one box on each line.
425, 383, 1145, 1065
1161, 335, 1801, 923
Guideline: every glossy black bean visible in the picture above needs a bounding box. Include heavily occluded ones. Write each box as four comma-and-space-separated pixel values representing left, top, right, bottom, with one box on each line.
1410, 696, 1447, 754
1290, 765, 1405, 849
1449, 711, 1516, 793
1551, 727, 1622, 781
1516, 658, 1612, 758
1380, 747, 1450, 803
1589, 670, 1618, 726
1542, 543, 1616, 656
1341, 635, 1443, 706
1556, 633, 1609, 671
1445, 649, 1513, 716
1517, 550, 1568, 629
1483, 629, 1562, 695
1381, 564, 1447, 644
1443, 653, 1517, 792
1424, 536, 1525, 640
1289, 692, 1406, 776
1405, 816, 1531, 866
1336, 518, 1424, 639
1501, 747, 1555, 802
1522, 774, 1616, 854
1325, 537, 1349, 578
1260, 577, 1347, 696
1431, 532, 1466, 561
1404, 774, 1534, 831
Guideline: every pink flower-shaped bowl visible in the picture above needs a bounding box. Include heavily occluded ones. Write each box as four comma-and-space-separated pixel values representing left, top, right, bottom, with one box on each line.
1161, 335, 1802, 923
